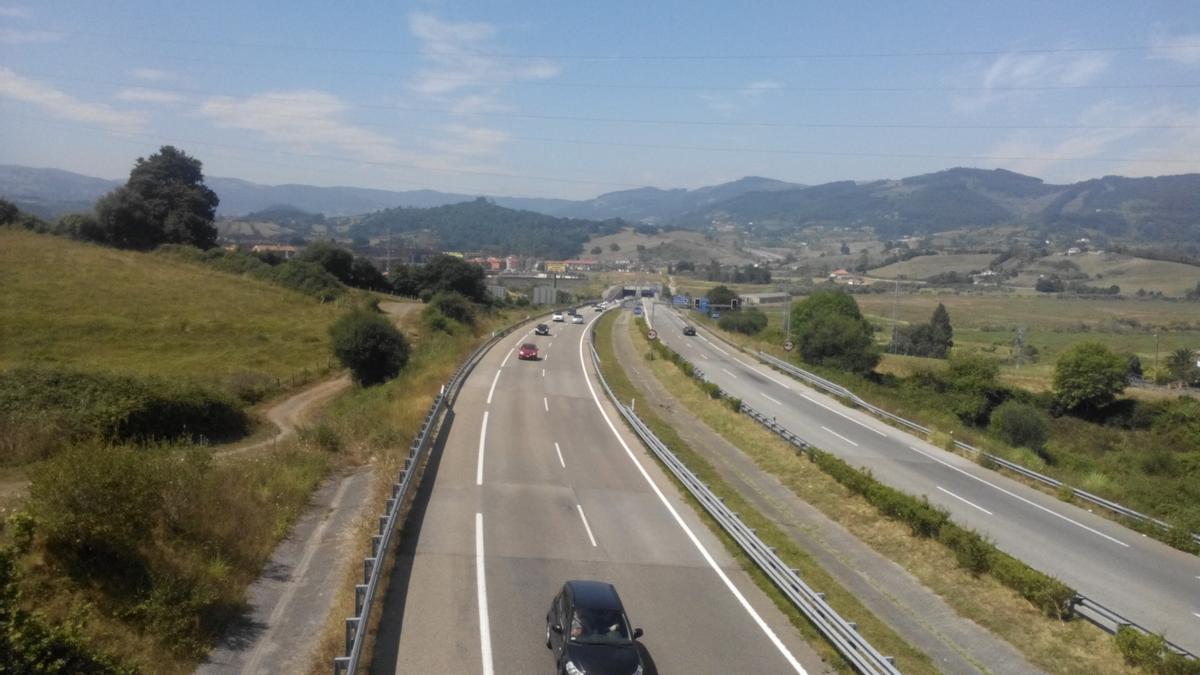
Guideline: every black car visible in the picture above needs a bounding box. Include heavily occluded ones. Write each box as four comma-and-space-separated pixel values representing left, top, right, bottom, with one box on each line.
535, 323, 551, 336
546, 580, 644, 675
682, 325, 696, 336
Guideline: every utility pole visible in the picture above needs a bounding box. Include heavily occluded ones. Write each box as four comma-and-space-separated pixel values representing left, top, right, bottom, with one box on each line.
890, 277, 900, 354
1154, 333, 1160, 373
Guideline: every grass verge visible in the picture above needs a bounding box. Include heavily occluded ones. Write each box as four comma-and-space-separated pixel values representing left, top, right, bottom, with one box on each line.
593, 310, 933, 674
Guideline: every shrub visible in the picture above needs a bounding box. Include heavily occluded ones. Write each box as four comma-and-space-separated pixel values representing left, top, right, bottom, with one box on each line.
268, 260, 344, 301
989, 400, 1049, 451
221, 371, 277, 405
329, 310, 410, 386
725, 396, 743, 412
1053, 341, 1128, 412
719, 308, 768, 335
427, 291, 477, 326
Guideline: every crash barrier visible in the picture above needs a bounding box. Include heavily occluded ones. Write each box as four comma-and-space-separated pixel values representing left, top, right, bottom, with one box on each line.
587, 328, 901, 675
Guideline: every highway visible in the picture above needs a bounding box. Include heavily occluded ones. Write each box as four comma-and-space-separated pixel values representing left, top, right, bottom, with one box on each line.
372, 307, 826, 674
645, 299, 1200, 655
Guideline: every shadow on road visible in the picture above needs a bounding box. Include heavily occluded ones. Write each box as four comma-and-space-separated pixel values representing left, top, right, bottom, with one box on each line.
368, 407, 455, 670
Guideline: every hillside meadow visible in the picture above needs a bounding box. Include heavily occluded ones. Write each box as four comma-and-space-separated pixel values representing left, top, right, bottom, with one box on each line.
0, 227, 345, 387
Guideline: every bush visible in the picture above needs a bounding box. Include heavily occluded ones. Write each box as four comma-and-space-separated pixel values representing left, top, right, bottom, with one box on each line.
989, 400, 1049, 451
329, 310, 410, 386
719, 308, 768, 335
426, 291, 477, 327
267, 260, 344, 301
1053, 341, 1128, 412
1112, 626, 1200, 674
0, 367, 248, 446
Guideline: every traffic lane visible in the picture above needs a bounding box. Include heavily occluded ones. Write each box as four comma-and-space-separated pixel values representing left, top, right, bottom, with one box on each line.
658, 309, 1200, 651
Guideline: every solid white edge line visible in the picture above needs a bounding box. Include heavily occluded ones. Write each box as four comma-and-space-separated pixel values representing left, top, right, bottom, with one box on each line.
800, 392, 888, 437
576, 504, 598, 547
577, 318, 808, 674
1193, 612, 1200, 619
475, 513, 494, 675
937, 486, 994, 515
500, 348, 514, 368
908, 445, 1129, 547
761, 392, 782, 405
821, 425, 859, 447
486, 370, 501, 405
544, 396, 549, 412
722, 368, 739, 379
555, 441, 566, 468
475, 411, 489, 486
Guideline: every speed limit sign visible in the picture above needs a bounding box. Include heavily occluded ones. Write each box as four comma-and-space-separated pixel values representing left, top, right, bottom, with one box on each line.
783, 340, 794, 352
647, 329, 658, 340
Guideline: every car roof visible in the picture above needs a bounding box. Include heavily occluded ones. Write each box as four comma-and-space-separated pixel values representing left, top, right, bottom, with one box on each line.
565, 580, 623, 610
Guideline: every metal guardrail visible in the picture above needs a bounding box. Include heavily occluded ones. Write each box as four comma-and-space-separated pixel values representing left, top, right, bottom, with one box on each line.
588, 328, 900, 675
332, 316, 533, 675
754, 351, 1200, 548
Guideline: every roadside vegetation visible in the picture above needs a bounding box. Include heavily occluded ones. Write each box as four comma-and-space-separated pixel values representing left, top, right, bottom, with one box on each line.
592, 311, 934, 674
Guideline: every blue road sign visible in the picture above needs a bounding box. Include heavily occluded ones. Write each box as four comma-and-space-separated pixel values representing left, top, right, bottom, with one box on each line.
699, 298, 710, 312
673, 295, 688, 306
633, 306, 643, 316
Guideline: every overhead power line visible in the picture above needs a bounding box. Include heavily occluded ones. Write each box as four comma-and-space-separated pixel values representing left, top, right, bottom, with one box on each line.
20, 71, 1200, 131
38, 30, 1200, 60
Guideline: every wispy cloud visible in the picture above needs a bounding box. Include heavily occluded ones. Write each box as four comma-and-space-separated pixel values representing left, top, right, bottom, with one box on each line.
0, 66, 142, 128
1149, 32, 1200, 67
0, 5, 29, 18
116, 87, 183, 104
427, 123, 510, 158
985, 102, 1200, 180
200, 90, 404, 163
700, 79, 783, 114
951, 50, 1110, 113
0, 27, 61, 44
131, 68, 175, 82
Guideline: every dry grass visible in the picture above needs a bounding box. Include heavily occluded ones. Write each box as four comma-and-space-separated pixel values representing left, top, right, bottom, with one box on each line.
869, 253, 997, 280
626, 318, 1137, 675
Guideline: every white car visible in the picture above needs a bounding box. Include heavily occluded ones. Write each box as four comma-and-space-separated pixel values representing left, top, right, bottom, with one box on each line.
552, 312, 565, 322
571, 314, 585, 324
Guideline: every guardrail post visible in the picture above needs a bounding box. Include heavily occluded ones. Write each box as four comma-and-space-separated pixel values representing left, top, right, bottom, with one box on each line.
333, 656, 349, 675
371, 534, 383, 558
363, 558, 374, 584
344, 617, 360, 654
355, 584, 367, 614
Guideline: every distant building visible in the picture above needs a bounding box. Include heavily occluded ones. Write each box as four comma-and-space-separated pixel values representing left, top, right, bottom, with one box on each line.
741, 292, 789, 305
505, 255, 521, 271
487, 285, 507, 301
1066, 247, 1082, 256
829, 268, 852, 280
250, 244, 297, 259
561, 259, 597, 272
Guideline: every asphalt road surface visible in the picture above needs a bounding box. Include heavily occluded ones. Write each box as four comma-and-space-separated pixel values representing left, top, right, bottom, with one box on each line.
373, 308, 828, 674
647, 299, 1200, 655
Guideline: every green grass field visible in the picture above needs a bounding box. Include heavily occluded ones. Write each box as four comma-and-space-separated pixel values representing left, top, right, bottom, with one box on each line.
0, 228, 345, 386
869, 253, 996, 280
1019, 252, 1200, 295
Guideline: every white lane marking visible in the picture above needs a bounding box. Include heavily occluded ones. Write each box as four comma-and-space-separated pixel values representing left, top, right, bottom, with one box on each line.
241, 477, 352, 674
475, 411, 489, 486
475, 513, 494, 675
547, 341, 553, 349
907, 446, 1130, 548
542, 368, 546, 378
722, 368, 738, 379
576, 504, 598, 547
701, 353, 710, 360
737, 358, 757, 369
937, 486, 993, 515
761, 392, 782, 405
821, 425, 859, 447
500, 348, 514, 368
1193, 611, 1200, 619
710, 343, 730, 356
758, 370, 793, 390
800, 392, 888, 437
544, 353, 550, 362
544, 396, 549, 412
554, 442, 565, 468
577, 325, 809, 674
486, 370, 501, 405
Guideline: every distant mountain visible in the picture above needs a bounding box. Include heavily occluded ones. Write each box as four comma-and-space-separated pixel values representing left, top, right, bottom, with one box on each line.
549, 176, 803, 223
350, 197, 623, 259
679, 168, 1200, 243
0, 165, 120, 218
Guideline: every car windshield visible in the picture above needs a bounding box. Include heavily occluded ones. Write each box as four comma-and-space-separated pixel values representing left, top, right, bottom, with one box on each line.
569, 608, 632, 645
522, 343, 536, 350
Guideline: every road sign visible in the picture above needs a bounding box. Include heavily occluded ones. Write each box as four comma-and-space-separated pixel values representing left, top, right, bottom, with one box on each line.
784, 340, 795, 352
633, 306, 643, 316
647, 329, 658, 340
699, 298, 710, 312
673, 295, 688, 306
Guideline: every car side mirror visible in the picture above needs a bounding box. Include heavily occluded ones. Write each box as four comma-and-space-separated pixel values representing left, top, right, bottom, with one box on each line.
633, 627, 644, 639
552, 624, 563, 634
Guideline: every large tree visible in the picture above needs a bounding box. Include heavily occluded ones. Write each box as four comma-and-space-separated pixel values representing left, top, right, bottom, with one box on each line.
790, 290, 879, 374
1053, 341, 1128, 411
94, 146, 219, 249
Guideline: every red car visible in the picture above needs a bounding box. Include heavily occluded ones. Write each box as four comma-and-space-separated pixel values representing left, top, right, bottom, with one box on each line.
518, 343, 540, 360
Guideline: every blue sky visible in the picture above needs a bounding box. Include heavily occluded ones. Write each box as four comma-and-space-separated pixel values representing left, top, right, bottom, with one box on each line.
2, 1, 1199, 199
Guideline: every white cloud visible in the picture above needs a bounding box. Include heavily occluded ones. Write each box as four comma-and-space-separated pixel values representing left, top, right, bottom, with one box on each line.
985, 102, 1200, 180
0, 5, 30, 18
131, 68, 175, 82
200, 90, 404, 163
952, 50, 1110, 113
742, 80, 783, 97
116, 87, 183, 104
427, 124, 510, 158
0, 66, 142, 128
1149, 32, 1200, 67
700, 79, 782, 114
0, 27, 61, 44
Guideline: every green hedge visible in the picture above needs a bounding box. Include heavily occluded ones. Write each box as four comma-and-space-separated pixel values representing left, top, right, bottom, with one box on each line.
1115, 626, 1200, 674
0, 367, 248, 446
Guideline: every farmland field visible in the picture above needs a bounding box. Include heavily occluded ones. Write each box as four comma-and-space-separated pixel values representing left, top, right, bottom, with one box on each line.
869, 253, 997, 279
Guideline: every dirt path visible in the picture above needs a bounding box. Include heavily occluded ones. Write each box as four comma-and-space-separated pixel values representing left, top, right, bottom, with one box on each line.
216, 375, 352, 459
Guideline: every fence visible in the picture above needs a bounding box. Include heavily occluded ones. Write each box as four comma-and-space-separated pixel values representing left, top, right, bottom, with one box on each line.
588, 326, 900, 675
753, 351, 1200, 548
332, 317, 533, 675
